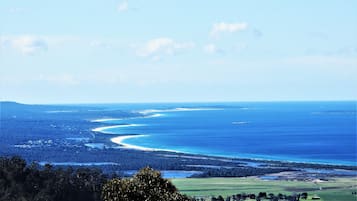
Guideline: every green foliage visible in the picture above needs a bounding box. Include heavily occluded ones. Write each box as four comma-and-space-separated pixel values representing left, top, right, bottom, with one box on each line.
0, 157, 192, 201
0, 156, 106, 201
102, 167, 192, 201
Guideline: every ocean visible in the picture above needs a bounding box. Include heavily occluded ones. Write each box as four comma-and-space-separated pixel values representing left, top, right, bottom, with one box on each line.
92, 101, 357, 166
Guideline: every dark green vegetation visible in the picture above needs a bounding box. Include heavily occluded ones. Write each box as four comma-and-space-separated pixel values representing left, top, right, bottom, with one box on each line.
0, 156, 192, 201
0, 156, 106, 201
191, 167, 294, 178
102, 167, 191, 201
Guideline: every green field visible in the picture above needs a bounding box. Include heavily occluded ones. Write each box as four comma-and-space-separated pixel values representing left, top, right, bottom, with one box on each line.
172, 177, 357, 201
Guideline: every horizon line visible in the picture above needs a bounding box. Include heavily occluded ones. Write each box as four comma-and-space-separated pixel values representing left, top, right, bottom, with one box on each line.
1, 99, 356, 106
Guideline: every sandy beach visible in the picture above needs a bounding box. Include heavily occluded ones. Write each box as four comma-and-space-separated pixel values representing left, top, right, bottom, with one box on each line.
110, 135, 153, 151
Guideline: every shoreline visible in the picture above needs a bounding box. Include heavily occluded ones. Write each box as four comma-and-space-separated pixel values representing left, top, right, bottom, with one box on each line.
4, 101, 356, 181
110, 135, 153, 151
90, 110, 357, 169
92, 124, 357, 168
91, 124, 145, 133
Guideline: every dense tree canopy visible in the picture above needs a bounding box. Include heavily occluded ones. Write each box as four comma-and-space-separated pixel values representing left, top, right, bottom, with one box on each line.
102, 167, 192, 201
0, 157, 192, 201
0, 156, 106, 201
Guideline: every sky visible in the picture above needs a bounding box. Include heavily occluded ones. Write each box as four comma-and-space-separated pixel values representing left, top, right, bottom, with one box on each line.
1, 1, 356, 104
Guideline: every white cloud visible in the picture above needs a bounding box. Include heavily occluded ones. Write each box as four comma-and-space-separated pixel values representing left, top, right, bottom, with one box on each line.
117, 1, 128, 12
1, 35, 87, 55
210, 22, 248, 37
1, 35, 48, 55
203, 44, 217, 54
136, 37, 195, 60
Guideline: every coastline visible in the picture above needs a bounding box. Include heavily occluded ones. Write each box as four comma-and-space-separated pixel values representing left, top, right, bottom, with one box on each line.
92, 123, 357, 168
90, 114, 357, 168
91, 124, 145, 133
110, 135, 153, 151
4, 101, 356, 181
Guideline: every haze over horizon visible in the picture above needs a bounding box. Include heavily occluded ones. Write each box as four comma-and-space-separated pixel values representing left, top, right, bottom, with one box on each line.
1, 1, 357, 104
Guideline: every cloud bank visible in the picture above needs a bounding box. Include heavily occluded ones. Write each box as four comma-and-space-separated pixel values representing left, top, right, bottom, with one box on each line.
136, 37, 195, 60
2, 36, 48, 55
210, 22, 248, 37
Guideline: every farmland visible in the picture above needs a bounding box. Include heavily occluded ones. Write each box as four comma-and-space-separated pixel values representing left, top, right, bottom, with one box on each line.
173, 177, 357, 201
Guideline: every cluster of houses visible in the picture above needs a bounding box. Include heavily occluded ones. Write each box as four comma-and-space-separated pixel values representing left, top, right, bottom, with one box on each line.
193, 192, 321, 201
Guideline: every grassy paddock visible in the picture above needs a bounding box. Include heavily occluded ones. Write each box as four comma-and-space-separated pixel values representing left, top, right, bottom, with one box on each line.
172, 177, 357, 201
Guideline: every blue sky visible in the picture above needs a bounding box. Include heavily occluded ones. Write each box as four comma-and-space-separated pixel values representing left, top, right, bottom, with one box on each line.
1, 1, 356, 103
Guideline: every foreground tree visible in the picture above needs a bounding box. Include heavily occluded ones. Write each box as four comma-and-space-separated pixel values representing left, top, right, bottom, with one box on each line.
102, 167, 192, 201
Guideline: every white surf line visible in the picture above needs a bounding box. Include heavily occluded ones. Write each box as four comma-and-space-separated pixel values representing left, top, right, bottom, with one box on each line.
92, 123, 160, 151
91, 106, 223, 123
91, 107, 223, 153
91, 124, 144, 133
232, 121, 249, 125
90, 113, 164, 123
138, 107, 223, 115
90, 118, 124, 122
45, 110, 77, 113
145, 113, 164, 118
110, 135, 154, 151
91, 106, 220, 123
110, 135, 184, 153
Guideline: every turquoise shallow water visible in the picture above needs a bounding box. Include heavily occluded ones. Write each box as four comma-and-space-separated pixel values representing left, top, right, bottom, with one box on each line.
98, 102, 357, 166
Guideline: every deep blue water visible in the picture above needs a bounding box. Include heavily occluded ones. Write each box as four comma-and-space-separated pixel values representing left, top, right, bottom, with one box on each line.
98, 102, 357, 165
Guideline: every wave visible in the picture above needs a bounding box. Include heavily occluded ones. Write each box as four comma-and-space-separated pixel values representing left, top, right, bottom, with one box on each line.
90, 107, 216, 124
146, 113, 164, 118
91, 124, 145, 133
45, 110, 77, 113
137, 107, 223, 114
90, 118, 124, 122
90, 113, 163, 123
232, 121, 249, 125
